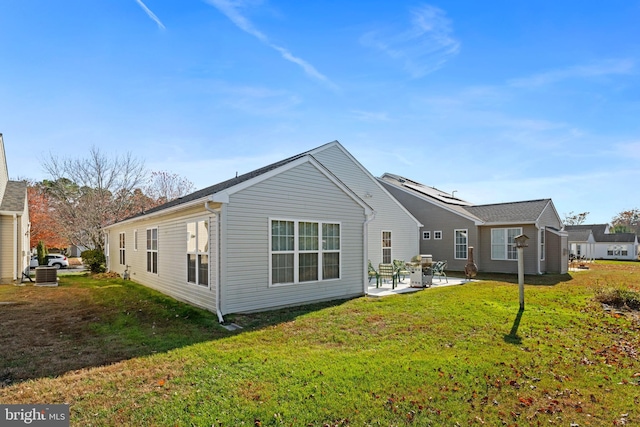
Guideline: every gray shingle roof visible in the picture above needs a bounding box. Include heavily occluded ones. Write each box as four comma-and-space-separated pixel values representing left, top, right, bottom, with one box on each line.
565, 224, 638, 243
566, 229, 592, 242
121, 142, 338, 222
463, 199, 551, 224
0, 180, 27, 212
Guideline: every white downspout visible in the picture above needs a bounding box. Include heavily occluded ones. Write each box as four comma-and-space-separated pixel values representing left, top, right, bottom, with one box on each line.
205, 201, 225, 323
12, 214, 17, 281
363, 211, 376, 294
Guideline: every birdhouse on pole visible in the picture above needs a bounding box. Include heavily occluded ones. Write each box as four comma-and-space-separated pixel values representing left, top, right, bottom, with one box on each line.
515, 234, 529, 249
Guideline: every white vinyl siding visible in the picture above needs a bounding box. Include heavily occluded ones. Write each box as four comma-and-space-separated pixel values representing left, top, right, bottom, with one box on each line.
105, 206, 219, 314
491, 227, 522, 260
311, 144, 420, 267
454, 229, 468, 260
223, 161, 365, 315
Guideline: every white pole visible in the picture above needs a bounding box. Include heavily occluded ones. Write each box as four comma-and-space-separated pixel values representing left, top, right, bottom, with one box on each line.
518, 246, 525, 310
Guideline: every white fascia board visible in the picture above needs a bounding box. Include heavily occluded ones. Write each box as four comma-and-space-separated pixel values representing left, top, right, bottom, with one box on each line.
311, 141, 422, 227
481, 221, 536, 227
103, 197, 220, 230
546, 227, 569, 237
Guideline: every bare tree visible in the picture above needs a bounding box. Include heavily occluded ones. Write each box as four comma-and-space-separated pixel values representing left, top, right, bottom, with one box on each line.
563, 211, 589, 226
42, 147, 147, 251
145, 170, 195, 206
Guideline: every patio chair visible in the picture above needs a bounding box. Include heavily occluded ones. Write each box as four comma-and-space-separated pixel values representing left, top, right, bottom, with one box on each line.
393, 259, 410, 281
368, 260, 380, 287
378, 263, 398, 289
431, 260, 448, 283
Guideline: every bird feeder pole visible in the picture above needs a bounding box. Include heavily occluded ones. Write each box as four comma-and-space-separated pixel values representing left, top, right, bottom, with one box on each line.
515, 234, 529, 311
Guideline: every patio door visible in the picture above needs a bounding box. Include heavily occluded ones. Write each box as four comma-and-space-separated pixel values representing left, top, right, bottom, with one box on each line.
382, 231, 392, 264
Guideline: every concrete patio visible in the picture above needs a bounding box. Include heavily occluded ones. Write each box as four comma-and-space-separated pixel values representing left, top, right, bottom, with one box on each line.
366, 275, 476, 297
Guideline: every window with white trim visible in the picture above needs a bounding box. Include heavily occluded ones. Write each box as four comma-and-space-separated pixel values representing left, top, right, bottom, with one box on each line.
382, 231, 392, 263
146, 227, 158, 274
270, 219, 340, 285
607, 245, 628, 256
454, 229, 468, 260
134, 229, 138, 251
434, 231, 442, 240
422, 231, 431, 240
540, 228, 545, 261
104, 233, 109, 266
491, 227, 522, 260
119, 232, 126, 265
187, 220, 209, 286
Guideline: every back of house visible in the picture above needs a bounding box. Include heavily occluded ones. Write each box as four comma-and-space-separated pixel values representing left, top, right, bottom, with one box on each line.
379, 173, 568, 275
104, 141, 421, 319
566, 224, 639, 261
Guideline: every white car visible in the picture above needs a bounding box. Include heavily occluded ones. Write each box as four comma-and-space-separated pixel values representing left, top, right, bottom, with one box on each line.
30, 254, 70, 269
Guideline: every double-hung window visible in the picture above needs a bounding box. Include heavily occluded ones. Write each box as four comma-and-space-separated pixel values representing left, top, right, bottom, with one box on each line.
607, 245, 628, 256
491, 227, 522, 260
187, 220, 209, 286
270, 219, 340, 285
119, 232, 126, 265
146, 227, 158, 274
540, 228, 545, 261
382, 231, 392, 263
454, 229, 468, 260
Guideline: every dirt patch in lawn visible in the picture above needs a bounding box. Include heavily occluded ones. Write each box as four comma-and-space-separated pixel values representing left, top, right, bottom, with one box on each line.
0, 285, 123, 387
0, 279, 223, 388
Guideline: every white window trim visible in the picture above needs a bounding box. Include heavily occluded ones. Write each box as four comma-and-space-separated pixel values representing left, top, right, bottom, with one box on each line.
491, 227, 522, 261
133, 229, 138, 251
269, 218, 341, 287
540, 228, 545, 261
454, 229, 468, 260
186, 219, 210, 288
434, 230, 442, 240
119, 232, 126, 265
382, 230, 392, 264
422, 231, 431, 240
146, 227, 158, 274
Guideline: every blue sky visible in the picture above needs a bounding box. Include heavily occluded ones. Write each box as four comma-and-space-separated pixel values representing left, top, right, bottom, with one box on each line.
1, 1, 639, 224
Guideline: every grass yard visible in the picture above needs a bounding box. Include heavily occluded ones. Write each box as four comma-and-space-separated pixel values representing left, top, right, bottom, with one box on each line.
1, 262, 639, 426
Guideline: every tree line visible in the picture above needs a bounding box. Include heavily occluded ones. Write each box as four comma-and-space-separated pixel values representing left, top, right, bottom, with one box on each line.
28, 147, 194, 252
563, 210, 640, 234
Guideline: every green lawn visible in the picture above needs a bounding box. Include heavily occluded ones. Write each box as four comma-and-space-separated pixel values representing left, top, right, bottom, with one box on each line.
1, 262, 639, 426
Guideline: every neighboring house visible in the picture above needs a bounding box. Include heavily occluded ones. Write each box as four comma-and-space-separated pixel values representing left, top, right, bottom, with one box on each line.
0, 134, 30, 283
103, 141, 421, 319
379, 173, 568, 275
566, 224, 639, 261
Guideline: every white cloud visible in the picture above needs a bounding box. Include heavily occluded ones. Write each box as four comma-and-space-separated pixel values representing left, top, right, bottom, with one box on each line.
349, 110, 391, 122
360, 4, 460, 78
508, 59, 635, 88
134, 0, 166, 30
205, 0, 336, 88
